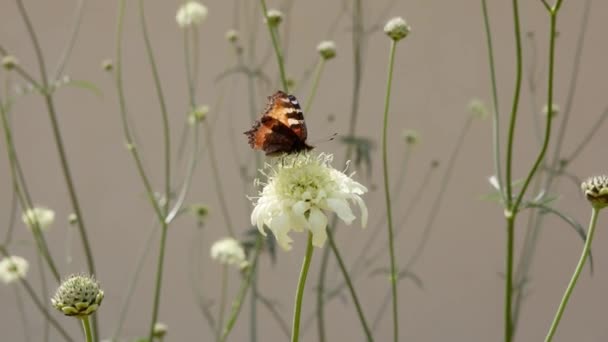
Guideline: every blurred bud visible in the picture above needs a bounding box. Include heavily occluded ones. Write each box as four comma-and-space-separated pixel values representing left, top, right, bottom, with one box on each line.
384, 17, 411, 42
402, 129, 420, 145
68, 213, 78, 226
225, 29, 239, 43
1, 55, 18, 70
101, 59, 113, 72
176, 1, 208, 28
468, 98, 489, 120
265, 9, 283, 27
188, 105, 209, 125
317, 40, 337, 60
542, 103, 559, 118
153, 322, 168, 338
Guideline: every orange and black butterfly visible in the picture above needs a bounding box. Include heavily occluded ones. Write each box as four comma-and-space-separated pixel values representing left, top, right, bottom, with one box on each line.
245, 91, 313, 156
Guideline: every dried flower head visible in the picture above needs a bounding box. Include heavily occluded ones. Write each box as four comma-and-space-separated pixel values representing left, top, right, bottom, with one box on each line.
265, 9, 283, 27
0, 256, 29, 284
225, 29, 239, 43
22, 207, 55, 232
317, 40, 337, 60
2, 55, 18, 70
250, 152, 368, 250
582, 175, 608, 209
210, 237, 248, 267
384, 17, 411, 41
51, 274, 104, 317
176, 1, 208, 28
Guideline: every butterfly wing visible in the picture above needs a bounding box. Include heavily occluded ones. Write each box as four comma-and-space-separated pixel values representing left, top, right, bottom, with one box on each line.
245, 116, 306, 155
263, 91, 308, 142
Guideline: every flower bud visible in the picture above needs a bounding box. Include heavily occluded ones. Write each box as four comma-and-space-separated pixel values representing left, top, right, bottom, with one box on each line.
1, 55, 18, 70
317, 41, 337, 60
68, 213, 78, 225
542, 103, 559, 117
176, 1, 208, 28
51, 274, 104, 317
384, 17, 411, 42
225, 29, 239, 43
402, 129, 419, 145
211, 237, 248, 268
153, 322, 168, 338
265, 9, 283, 27
101, 59, 113, 72
582, 175, 608, 209
188, 105, 209, 125
468, 98, 489, 120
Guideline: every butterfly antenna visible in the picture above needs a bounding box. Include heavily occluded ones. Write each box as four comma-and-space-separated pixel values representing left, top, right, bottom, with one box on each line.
310, 132, 338, 145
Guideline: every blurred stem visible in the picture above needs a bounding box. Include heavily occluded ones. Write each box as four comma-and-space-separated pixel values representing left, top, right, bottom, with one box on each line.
220, 237, 263, 342
15, 0, 96, 289
203, 120, 236, 237
53, 0, 86, 78
255, 289, 291, 338
216, 265, 228, 342
259, 0, 289, 91
0, 246, 74, 342
304, 58, 325, 114
291, 233, 314, 342
316, 1, 364, 339
36, 249, 50, 342
250, 267, 258, 342
481, 0, 505, 203
326, 231, 373, 341
81, 316, 93, 342
14, 285, 31, 342
544, 206, 598, 342
381, 39, 399, 342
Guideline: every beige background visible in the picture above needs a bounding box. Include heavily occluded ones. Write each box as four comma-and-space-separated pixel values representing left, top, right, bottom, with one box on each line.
1, 0, 608, 341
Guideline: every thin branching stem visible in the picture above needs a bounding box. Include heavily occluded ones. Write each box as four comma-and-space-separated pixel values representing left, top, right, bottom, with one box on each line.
291, 233, 314, 342
259, 0, 289, 91
304, 58, 325, 114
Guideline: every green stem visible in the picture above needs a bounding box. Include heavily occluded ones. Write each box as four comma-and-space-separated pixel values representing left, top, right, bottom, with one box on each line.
304, 58, 325, 114
217, 265, 228, 342
14, 286, 31, 342
481, 0, 505, 203
505, 216, 515, 342
250, 267, 258, 342
326, 231, 373, 341
147, 225, 169, 342
220, 238, 263, 342
259, 0, 289, 91
81, 316, 93, 342
291, 233, 314, 342
381, 39, 399, 342
544, 206, 599, 342
138, 0, 171, 216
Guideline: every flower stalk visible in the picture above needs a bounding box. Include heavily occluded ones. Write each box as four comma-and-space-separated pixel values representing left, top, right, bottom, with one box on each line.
291, 232, 314, 342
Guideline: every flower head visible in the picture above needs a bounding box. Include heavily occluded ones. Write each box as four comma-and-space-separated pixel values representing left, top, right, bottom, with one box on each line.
402, 129, 420, 145
51, 274, 104, 317
265, 9, 283, 27
250, 153, 368, 250
317, 40, 337, 60
582, 175, 608, 209
211, 237, 248, 267
153, 322, 168, 338
225, 29, 239, 43
384, 17, 411, 41
0, 256, 29, 284
2, 55, 18, 70
176, 1, 208, 28
22, 207, 55, 232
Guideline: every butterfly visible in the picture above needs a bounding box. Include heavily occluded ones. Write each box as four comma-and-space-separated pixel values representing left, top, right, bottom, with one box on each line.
245, 90, 313, 156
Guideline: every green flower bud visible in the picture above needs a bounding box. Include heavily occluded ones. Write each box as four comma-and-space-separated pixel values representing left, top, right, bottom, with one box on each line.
153, 322, 168, 338
265, 9, 283, 27
51, 274, 104, 317
384, 17, 411, 42
317, 41, 337, 60
101, 59, 113, 72
225, 29, 239, 43
402, 129, 420, 145
188, 105, 209, 125
2, 55, 18, 70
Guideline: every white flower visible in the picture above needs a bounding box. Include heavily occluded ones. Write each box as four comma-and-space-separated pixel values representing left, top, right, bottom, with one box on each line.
176, 1, 208, 28
0, 256, 29, 284
384, 17, 411, 41
317, 40, 337, 60
22, 207, 55, 232
210, 237, 247, 267
250, 153, 368, 251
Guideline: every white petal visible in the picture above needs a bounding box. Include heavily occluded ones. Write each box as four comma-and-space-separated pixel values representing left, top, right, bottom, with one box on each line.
292, 201, 310, 216
270, 213, 293, 251
308, 208, 328, 247
353, 195, 368, 228
251, 204, 267, 236
488, 175, 500, 191
327, 198, 355, 225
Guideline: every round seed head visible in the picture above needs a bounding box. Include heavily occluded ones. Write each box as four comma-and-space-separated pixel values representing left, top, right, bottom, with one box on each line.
265, 9, 283, 27
582, 175, 608, 209
51, 274, 104, 317
317, 40, 337, 60
384, 17, 411, 42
